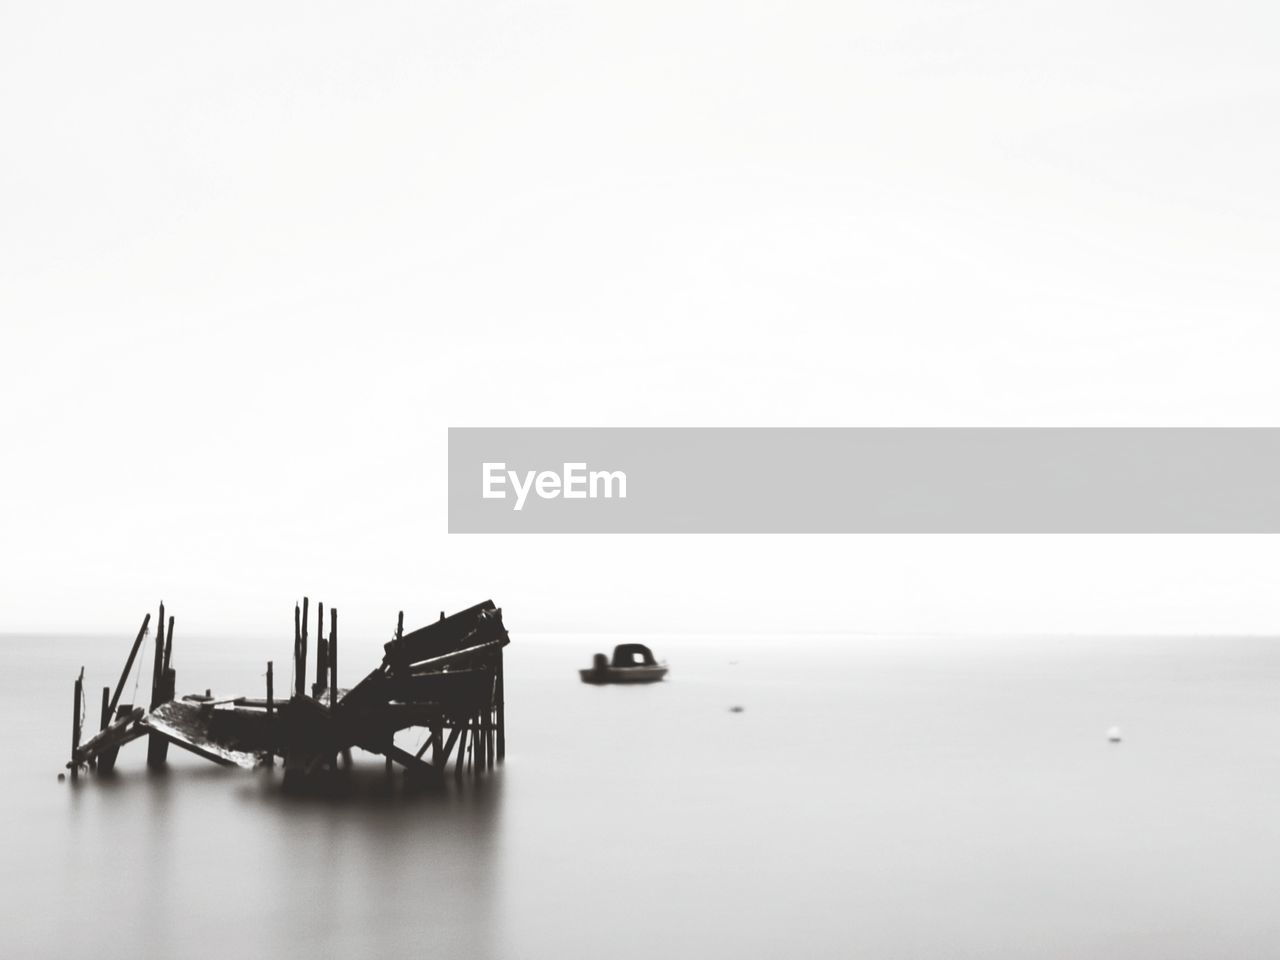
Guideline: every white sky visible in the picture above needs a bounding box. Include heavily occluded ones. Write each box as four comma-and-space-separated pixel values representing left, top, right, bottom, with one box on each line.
3, 2, 1280, 637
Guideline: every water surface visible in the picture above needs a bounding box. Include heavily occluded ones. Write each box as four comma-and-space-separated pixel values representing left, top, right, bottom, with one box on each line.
4, 633, 1278, 958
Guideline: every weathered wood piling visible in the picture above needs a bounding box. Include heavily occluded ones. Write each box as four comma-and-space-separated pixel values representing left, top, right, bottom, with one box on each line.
147, 603, 172, 768
71, 668, 83, 779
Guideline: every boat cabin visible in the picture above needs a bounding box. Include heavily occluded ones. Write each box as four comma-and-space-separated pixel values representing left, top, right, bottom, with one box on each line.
611, 643, 658, 668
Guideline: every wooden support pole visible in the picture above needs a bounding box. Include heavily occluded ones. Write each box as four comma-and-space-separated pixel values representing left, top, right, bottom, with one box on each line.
292, 603, 300, 694
151, 603, 166, 708
486, 710, 494, 771
108, 614, 151, 722
163, 615, 174, 673
440, 724, 462, 765
71, 668, 84, 778
414, 731, 436, 760
97, 704, 134, 774
496, 652, 505, 762
147, 604, 171, 768
397, 610, 404, 642
314, 602, 326, 695
313, 638, 328, 699
329, 607, 338, 703
100, 686, 111, 733
147, 710, 171, 767
293, 602, 302, 699
299, 597, 309, 698
454, 721, 467, 782
265, 660, 275, 766
432, 719, 443, 769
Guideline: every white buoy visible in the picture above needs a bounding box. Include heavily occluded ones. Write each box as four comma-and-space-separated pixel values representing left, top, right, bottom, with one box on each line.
1107, 725, 1122, 743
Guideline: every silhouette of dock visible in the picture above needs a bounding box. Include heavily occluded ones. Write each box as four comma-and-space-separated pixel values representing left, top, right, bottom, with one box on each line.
66, 600, 509, 789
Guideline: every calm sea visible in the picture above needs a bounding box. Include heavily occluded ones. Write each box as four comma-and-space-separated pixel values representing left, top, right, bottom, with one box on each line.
3, 633, 1279, 959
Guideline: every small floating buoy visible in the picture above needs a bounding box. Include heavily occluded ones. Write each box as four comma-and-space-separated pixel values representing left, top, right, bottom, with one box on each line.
729, 705, 744, 713
1107, 725, 1122, 743
57, 772, 65, 782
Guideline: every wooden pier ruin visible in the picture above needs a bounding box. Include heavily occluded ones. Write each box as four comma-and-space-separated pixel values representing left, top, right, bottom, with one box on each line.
66, 600, 510, 789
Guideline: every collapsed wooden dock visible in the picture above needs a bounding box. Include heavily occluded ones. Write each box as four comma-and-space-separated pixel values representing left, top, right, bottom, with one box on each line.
67, 600, 510, 788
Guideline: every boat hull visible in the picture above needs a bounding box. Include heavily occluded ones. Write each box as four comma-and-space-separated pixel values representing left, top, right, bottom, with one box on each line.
579, 665, 668, 685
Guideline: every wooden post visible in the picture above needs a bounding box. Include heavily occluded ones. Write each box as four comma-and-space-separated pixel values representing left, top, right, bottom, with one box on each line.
313, 637, 328, 699
265, 660, 275, 766
329, 607, 338, 702
146, 718, 170, 767
107, 614, 151, 722
71, 668, 84, 779
432, 719, 443, 769
397, 610, 404, 641
299, 597, 309, 698
100, 686, 111, 732
151, 603, 166, 707
293, 602, 302, 699
147, 604, 171, 768
313, 602, 326, 696
496, 651, 505, 762
98, 703, 132, 774
454, 720, 466, 782
486, 709, 494, 771
163, 615, 174, 673
293, 609, 300, 701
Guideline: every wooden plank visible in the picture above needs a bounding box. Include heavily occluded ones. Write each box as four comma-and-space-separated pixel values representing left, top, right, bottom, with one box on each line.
383, 601, 503, 668
404, 638, 508, 674
144, 701, 259, 769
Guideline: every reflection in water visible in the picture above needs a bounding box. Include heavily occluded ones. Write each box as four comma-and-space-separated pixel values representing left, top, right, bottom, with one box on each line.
41, 766, 503, 960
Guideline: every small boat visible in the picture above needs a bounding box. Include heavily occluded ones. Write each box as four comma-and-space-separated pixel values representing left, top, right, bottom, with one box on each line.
579, 644, 668, 684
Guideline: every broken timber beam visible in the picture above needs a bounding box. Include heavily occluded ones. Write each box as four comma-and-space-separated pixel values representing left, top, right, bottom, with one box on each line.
385, 744, 443, 785
70, 706, 146, 768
